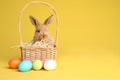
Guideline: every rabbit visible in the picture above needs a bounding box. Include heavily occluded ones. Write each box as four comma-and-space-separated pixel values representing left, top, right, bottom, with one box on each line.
29, 14, 55, 47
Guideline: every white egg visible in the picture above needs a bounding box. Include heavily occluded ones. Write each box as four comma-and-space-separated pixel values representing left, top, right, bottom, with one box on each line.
44, 60, 57, 70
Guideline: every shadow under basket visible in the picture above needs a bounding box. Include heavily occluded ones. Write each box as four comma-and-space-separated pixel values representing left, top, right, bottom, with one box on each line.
21, 45, 57, 61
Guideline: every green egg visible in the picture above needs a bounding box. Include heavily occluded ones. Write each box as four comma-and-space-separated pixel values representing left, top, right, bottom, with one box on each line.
32, 60, 43, 70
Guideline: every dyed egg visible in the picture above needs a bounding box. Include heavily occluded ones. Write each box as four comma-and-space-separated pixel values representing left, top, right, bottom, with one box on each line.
41, 58, 48, 64
23, 58, 32, 62
44, 60, 57, 70
18, 60, 32, 72
32, 60, 43, 70
8, 58, 21, 69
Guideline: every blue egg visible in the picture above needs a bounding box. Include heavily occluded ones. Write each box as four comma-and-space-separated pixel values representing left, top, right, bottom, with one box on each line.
18, 60, 32, 72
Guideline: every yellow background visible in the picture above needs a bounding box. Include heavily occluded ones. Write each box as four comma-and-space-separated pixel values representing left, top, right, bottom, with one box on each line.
0, 0, 120, 80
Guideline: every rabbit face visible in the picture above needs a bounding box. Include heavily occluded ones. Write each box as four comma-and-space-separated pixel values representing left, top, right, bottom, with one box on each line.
34, 25, 49, 41
30, 15, 53, 42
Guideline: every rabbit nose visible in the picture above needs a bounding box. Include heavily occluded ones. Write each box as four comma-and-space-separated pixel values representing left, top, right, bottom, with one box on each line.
43, 35, 45, 38
43, 33, 48, 38
39, 35, 45, 39
39, 35, 43, 40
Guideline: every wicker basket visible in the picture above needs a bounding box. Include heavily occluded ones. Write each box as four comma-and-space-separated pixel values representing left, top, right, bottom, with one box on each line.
18, 1, 59, 61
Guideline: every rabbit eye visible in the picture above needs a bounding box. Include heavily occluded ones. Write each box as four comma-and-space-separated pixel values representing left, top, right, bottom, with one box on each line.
36, 30, 40, 33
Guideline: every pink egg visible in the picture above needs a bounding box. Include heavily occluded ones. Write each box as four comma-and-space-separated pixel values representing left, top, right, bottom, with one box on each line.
23, 58, 32, 62
41, 58, 48, 64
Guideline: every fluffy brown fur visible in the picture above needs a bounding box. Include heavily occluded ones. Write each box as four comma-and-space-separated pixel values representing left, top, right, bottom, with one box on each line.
29, 15, 54, 45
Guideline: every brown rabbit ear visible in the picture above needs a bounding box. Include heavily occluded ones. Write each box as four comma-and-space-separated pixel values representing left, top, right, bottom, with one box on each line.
29, 16, 41, 27
44, 14, 53, 25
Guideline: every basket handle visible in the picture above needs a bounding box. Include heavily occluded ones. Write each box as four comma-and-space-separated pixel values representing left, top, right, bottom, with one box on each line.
18, 1, 59, 47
